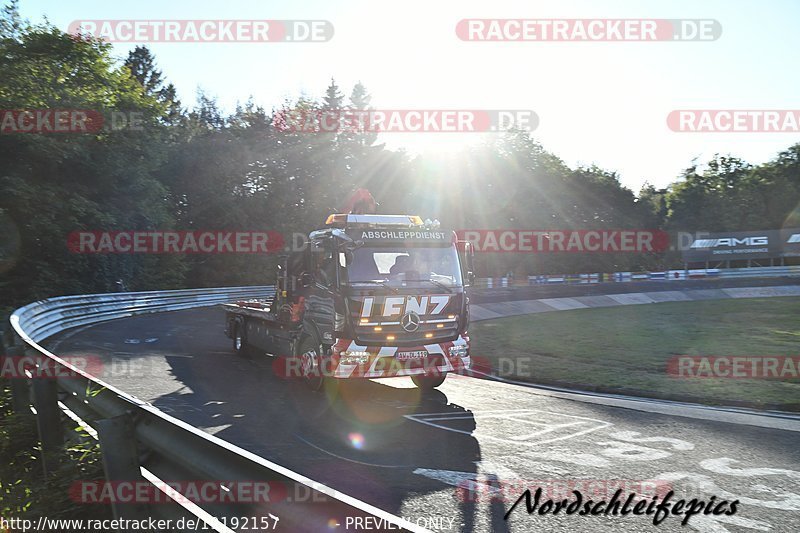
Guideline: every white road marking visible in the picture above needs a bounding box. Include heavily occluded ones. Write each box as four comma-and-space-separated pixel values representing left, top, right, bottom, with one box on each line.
657, 470, 800, 511
609, 430, 695, 450
413, 468, 481, 489
198, 424, 232, 434
700, 457, 800, 480
508, 421, 585, 441
414, 461, 522, 498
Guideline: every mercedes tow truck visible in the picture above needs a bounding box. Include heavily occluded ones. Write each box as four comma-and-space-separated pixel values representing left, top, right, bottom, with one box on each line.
223, 213, 474, 390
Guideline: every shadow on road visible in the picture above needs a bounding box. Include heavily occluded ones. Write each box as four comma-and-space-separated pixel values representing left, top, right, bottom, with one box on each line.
153, 338, 506, 531
48, 307, 516, 530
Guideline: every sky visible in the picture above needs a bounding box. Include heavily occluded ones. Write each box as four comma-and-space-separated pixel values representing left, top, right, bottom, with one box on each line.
18, 0, 800, 192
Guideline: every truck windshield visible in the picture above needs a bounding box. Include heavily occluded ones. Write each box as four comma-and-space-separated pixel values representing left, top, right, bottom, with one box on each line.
344, 246, 463, 287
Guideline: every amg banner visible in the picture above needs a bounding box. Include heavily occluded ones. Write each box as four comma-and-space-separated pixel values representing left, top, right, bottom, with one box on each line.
682, 228, 800, 262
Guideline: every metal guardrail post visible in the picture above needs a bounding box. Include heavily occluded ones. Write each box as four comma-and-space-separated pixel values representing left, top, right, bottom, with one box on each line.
5, 345, 31, 414
95, 413, 150, 521
30, 348, 63, 475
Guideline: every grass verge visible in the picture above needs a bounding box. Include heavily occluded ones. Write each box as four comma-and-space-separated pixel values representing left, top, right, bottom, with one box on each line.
0, 381, 111, 522
470, 297, 800, 411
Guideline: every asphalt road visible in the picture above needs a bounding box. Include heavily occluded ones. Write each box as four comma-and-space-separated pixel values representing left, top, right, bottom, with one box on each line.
48, 306, 800, 533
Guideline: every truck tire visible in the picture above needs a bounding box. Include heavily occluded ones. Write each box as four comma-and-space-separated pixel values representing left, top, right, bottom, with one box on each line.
232, 322, 248, 356
412, 374, 446, 390
297, 334, 325, 392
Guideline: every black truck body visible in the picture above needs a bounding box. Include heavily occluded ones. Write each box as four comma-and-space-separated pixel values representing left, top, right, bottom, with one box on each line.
223, 214, 474, 390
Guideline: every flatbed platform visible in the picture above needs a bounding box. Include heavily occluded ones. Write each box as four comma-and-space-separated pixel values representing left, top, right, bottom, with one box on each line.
222, 300, 280, 322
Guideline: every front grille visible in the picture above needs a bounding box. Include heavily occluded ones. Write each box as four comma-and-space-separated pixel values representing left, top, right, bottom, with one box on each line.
354, 319, 459, 346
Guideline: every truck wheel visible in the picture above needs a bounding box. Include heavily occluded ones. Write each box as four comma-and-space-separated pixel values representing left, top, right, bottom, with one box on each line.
412, 374, 446, 390
297, 335, 325, 392
233, 323, 248, 356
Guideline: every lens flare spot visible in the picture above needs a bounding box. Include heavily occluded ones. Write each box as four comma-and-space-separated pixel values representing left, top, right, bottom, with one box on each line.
327, 518, 340, 528
348, 432, 365, 449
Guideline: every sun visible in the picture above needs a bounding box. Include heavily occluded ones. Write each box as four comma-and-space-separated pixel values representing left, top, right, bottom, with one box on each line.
379, 131, 491, 156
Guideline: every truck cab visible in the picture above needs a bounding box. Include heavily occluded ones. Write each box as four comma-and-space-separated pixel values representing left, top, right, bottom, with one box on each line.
224, 214, 474, 391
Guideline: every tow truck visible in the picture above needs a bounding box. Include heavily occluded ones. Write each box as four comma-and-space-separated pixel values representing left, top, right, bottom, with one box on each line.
223, 213, 475, 390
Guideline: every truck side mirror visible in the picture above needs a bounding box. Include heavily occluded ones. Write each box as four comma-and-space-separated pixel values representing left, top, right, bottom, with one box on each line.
461, 241, 476, 287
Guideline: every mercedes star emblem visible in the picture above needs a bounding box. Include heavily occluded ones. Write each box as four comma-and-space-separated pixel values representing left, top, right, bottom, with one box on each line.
401, 311, 421, 332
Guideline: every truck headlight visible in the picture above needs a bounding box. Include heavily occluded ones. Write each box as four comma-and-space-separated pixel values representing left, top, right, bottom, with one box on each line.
339, 351, 370, 365
449, 345, 468, 358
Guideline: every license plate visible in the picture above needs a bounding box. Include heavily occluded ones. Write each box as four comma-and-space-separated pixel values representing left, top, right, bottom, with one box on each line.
396, 350, 428, 360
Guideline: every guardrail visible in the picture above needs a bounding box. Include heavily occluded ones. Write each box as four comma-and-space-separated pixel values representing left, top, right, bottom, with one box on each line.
476, 265, 800, 288
3, 286, 421, 533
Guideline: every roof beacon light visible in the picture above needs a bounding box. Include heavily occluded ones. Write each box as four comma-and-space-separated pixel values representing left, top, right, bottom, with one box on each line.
325, 214, 425, 228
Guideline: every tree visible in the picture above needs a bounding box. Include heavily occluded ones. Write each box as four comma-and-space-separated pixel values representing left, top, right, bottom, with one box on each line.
4, 5, 800, 300
0, 19, 183, 304
124, 45, 182, 125
0, 0, 21, 40
322, 78, 343, 110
